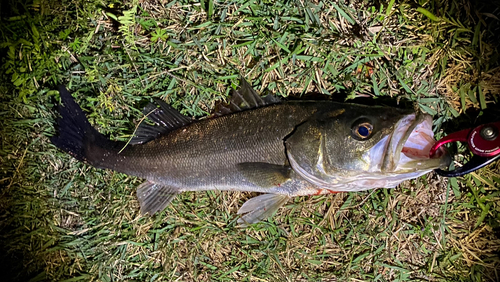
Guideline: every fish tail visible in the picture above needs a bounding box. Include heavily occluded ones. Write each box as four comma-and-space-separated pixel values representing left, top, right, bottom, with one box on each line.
51, 85, 123, 169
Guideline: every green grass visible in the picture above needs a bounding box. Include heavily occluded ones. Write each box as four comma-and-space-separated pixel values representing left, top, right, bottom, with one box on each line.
1, 0, 499, 281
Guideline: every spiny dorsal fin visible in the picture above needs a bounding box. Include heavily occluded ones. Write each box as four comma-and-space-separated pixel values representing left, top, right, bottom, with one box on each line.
130, 98, 191, 145
214, 77, 281, 117
137, 180, 180, 215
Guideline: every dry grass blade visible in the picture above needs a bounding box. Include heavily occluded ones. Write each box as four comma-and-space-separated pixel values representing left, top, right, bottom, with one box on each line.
0, 0, 499, 281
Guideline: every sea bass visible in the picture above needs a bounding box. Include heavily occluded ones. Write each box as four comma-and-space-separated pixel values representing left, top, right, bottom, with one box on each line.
52, 79, 449, 226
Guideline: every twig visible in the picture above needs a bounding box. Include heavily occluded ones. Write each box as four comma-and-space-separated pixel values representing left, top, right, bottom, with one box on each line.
118, 108, 157, 154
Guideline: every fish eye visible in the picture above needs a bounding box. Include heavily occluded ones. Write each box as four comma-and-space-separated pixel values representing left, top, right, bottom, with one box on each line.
351, 119, 373, 141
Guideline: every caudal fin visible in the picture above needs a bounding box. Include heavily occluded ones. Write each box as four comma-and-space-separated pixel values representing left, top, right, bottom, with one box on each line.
51, 86, 121, 168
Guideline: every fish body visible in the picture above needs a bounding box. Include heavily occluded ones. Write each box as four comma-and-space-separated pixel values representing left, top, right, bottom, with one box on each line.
52, 79, 449, 225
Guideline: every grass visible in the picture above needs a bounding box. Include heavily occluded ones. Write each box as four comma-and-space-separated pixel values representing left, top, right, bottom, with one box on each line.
1, 0, 499, 281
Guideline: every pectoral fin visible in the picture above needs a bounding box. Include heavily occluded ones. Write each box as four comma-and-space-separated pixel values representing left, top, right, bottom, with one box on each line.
136, 181, 180, 215
237, 194, 290, 227
236, 162, 291, 188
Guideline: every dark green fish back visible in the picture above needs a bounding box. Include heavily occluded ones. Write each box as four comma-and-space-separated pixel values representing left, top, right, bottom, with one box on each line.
99, 102, 327, 188
52, 79, 329, 192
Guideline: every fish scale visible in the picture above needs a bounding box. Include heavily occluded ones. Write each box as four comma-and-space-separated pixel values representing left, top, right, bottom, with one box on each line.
52, 78, 449, 226
118, 103, 321, 189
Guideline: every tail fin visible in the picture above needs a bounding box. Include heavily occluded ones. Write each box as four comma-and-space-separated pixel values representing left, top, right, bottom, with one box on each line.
51, 86, 122, 168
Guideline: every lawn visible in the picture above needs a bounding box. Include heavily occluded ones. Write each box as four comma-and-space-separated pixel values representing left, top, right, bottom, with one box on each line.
1, 0, 499, 281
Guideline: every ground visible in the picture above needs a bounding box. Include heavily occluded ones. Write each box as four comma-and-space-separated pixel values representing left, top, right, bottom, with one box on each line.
0, 0, 499, 281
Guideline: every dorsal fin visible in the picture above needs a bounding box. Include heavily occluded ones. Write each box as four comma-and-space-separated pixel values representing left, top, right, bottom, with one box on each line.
130, 98, 191, 145
214, 77, 281, 117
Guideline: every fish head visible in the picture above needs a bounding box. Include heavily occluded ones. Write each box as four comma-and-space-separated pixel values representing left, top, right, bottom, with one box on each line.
286, 103, 450, 191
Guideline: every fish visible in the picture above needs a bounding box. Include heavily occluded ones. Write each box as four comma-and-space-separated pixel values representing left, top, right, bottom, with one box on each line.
51, 78, 450, 226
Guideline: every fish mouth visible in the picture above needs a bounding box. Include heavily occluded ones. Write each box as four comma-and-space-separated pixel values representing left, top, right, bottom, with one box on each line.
381, 113, 450, 173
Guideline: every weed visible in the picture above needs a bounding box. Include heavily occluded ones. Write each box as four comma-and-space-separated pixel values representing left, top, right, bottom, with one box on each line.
0, 0, 499, 281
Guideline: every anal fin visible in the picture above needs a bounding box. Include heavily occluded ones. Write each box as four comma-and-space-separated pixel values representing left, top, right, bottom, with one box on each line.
237, 194, 290, 227
137, 181, 180, 215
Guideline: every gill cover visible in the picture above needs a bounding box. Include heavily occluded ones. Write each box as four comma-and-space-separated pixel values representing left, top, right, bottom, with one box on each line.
285, 104, 412, 189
